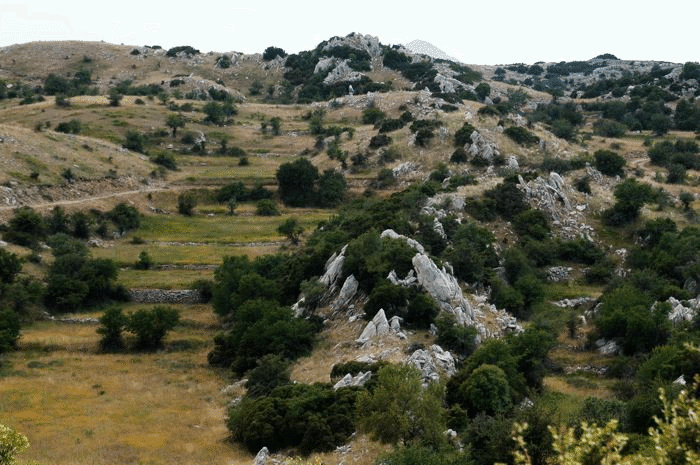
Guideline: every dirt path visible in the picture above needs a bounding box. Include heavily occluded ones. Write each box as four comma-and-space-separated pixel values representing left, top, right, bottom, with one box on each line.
0, 186, 169, 213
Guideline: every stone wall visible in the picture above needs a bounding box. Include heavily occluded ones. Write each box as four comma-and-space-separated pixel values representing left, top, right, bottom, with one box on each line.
128, 288, 205, 304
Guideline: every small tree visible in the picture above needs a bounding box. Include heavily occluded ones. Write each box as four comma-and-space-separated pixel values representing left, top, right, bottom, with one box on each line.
108, 90, 123, 107
177, 191, 197, 216
97, 305, 127, 352
277, 218, 304, 244
165, 113, 185, 137
0, 423, 30, 465
126, 306, 179, 350
0, 309, 21, 354
594, 149, 626, 177
135, 250, 153, 270
680, 191, 694, 210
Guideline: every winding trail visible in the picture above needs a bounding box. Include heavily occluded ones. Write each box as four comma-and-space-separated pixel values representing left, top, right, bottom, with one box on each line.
0, 186, 168, 212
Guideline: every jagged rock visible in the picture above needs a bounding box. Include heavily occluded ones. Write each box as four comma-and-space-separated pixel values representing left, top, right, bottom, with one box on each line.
546, 266, 572, 282
392, 161, 420, 178
596, 339, 620, 356
333, 371, 372, 389
330, 274, 359, 312
314, 57, 337, 74
467, 131, 499, 162
253, 447, 268, 465
674, 375, 686, 385
323, 60, 366, 85
506, 156, 519, 170
357, 309, 391, 342
554, 297, 595, 308
320, 244, 347, 288
387, 269, 417, 287
408, 344, 456, 384
381, 229, 425, 253
433, 217, 447, 239
664, 296, 700, 324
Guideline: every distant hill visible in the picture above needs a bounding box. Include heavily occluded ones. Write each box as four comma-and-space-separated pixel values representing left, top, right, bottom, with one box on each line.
405, 39, 458, 62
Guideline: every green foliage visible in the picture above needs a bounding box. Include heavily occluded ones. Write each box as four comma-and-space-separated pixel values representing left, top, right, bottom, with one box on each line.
43, 234, 122, 312
202, 101, 228, 125
343, 231, 416, 291
124, 131, 145, 153
0, 423, 30, 465
435, 313, 478, 357
513, 209, 550, 241
317, 170, 347, 208
177, 191, 197, 216
593, 118, 627, 137
126, 306, 179, 350
165, 113, 185, 136
256, 199, 279, 216
362, 107, 386, 125
228, 382, 357, 454
3, 206, 46, 248
459, 364, 513, 416
209, 299, 315, 375
455, 122, 477, 147
450, 147, 468, 164
595, 284, 669, 354
369, 134, 392, 148
135, 250, 153, 270
512, 374, 700, 465
262, 46, 287, 61
475, 82, 491, 101
504, 126, 540, 146
377, 444, 474, 465
97, 305, 127, 352
55, 118, 81, 134
244, 354, 291, 397
357, 364, 446, 447
0, 309, 21, 354
277, 218, 304, 245
602, 178, 655, 226
276, 158, 319, 207
0, 249, 22, 285
442, 222, 498, 285
108, 202, 140, 234
165, 45, 200, 57
594, 150, 626, 177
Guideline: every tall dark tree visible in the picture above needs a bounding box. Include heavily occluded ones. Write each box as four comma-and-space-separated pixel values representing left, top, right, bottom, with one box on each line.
276, 158, 319, 207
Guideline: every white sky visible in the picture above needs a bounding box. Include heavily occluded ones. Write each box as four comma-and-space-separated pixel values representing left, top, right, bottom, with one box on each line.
0, 1, 696, 65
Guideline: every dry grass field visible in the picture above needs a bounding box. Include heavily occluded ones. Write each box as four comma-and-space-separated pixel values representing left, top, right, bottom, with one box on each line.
0, 305, 252, 465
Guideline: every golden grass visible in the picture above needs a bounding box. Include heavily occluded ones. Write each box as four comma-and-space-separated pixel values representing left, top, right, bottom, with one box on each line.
1, 304, 252, 465
135, 209, 333, 243
91, 242, 278, 265
117, 268, 215, 289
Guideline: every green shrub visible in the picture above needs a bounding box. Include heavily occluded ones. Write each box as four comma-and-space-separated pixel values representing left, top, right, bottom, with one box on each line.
97, 305, 127, 352
177, 191, 197, 216
369, 134, 392, 149
504, 126, 540, 146
165, 45, 200, 57
0, 309, 21, 354
255, 199, 279, 216
55, 119, 81, 134
276, 158, 319, 207
262, 46, 287, 61
594, 149, 626, 177
362, 107, 386, 125
458, 364, 513, 416
3, 206, 46, 247
126, 306, 179, 350
450, 147, 468, 164
435, 313, 478, 357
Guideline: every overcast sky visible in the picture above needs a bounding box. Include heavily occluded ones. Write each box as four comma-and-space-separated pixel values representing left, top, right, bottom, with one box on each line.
0, 1, 696, 65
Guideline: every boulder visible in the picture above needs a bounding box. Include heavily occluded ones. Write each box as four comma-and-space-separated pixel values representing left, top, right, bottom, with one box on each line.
333, 371, 372, 390
407, 344, 456, 384
357, 309, 391, 342
330, 274, 359, 312
381, 229, 425, 254
253, 447, 268, 465
320, 244, 347, 289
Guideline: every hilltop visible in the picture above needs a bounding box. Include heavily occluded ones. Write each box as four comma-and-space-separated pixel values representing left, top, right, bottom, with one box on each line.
0, 33, 700, 465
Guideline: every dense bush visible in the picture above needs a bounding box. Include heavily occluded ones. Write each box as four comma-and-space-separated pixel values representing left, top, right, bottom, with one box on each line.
0, 309, 21, 354
126, 306, 179, 350
276, 158, 319, 207
262, 46, 287, 61
594, 149, 626, 177
504, 126, 540, 146
209, 298, 316, 375
2, 206, 46, 247
357, 364, 446, 447
43, 235, 123, 312
602, 178, 654, 226
228, 382, 357, 454
165, 46, 200, 57
369, 134, 392, 149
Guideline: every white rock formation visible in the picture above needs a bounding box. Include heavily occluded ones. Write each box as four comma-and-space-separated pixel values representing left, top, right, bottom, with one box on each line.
357, 309, 391, 342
